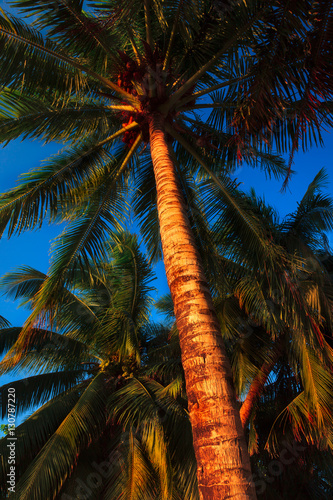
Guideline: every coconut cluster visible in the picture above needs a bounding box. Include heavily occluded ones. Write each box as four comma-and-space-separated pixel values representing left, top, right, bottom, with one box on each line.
117, 52, 150, 147
116, 49, 198, 148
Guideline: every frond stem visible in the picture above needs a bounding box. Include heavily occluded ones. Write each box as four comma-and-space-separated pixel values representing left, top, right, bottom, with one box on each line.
163, 0, 184, 71
124, 22, 142, 64
182, 102, 235, 110
0, 122, 139, 215
161, 9, 264, 113
60, 0, 116, 61
165, 123, 266, 246
144, 0, 153, 47
178, 75, 250, 107
0, 26, 139, 106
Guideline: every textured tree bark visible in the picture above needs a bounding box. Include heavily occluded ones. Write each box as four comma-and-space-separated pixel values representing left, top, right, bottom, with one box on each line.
240, 341, 283, 429
240, 363, 274, 430
149, 113, 257, 500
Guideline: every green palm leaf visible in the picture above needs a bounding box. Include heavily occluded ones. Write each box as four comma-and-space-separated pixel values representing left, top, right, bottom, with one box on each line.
0, 384, 85, 496
0, 370, 88, 418
14, 372, 106, 500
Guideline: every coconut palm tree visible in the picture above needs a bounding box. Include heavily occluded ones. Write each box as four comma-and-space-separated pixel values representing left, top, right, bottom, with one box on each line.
0, 232, 199, 499
230, 170, 333, 434
0, 1, 333, 496
248, 363, 333, 499
204, 170, 333, 491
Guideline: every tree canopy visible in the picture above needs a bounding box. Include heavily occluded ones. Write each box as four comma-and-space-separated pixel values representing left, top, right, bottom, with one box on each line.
1, 1, 333, 497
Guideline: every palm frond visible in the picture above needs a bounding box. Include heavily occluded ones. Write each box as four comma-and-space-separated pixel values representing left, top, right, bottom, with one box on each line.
14, 372, 106, 500
0, 370, 87, 418
0, 133, 130, 236
0, 328, 98, 376
0, 88, 132, 145
0, 327, 20, 357
0, 383, 85, 495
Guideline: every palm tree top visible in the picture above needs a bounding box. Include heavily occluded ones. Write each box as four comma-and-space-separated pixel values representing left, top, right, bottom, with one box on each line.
0, 0, 330, 284
0, 1, 332, 154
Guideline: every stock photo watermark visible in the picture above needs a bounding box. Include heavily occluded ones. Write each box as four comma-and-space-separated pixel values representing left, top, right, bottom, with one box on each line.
250, 440, 306, 494
59, 423, 154, 500
6, 387, 16, 495
60, 448, 124, 500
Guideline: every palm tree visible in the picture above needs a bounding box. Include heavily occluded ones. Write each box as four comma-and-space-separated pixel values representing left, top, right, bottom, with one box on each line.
204, 170, 333, 496
0, 1, 332, 496
232, 170, 333, 434
0, 232, 199, 499
248, 363, 333, 499
248, 354, 333, 499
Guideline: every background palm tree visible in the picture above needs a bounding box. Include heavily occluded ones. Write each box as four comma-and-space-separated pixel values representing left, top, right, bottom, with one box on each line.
0, 232, 198, 500
0, 1, 333, 496
231, 170, 333, 438
208, 171, 333, 496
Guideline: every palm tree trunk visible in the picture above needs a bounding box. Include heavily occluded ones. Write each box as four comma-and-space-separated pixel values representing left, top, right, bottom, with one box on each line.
240, 339, 283, 429
149, 113, 257, 500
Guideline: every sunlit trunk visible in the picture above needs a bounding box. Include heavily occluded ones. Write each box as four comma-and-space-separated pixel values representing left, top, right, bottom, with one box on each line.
149, 113, 257, 500
240, 340, 283, 429
240, 361, 273, 430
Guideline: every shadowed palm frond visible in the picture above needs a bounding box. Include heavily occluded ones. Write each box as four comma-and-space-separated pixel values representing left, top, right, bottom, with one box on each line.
14, 372, 107, 500
0, 383, 86, 495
